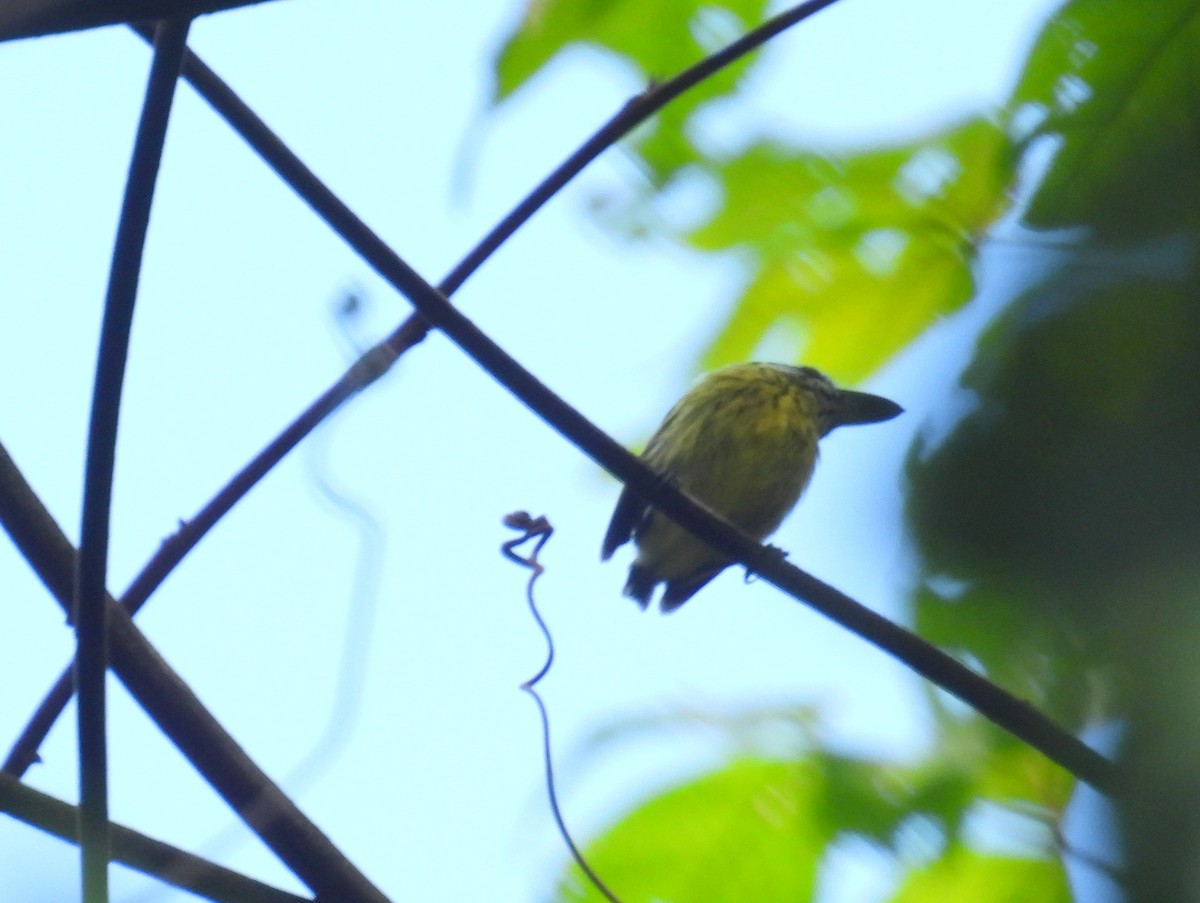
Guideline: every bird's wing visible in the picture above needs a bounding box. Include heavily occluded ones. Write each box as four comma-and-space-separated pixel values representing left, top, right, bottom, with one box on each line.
600, 485, 646, 560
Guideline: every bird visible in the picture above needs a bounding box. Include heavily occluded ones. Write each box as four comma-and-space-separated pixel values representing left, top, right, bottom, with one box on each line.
601, 362, 902, 612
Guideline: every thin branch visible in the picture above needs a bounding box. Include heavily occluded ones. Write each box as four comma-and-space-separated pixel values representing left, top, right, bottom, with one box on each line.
0, 443, 390, 903
1052, 821, 1127, 889
76, 18, 190, 900
0, 773, 310, 903
436, 0, 844, 300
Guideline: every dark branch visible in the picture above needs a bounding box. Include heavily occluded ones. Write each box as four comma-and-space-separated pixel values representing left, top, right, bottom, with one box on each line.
76, 19, 191, 900
0, 773, 309, 903
0, 442, 390, 902
0, 0, 277, 41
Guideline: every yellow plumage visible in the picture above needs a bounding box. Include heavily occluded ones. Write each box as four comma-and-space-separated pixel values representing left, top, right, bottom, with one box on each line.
602, 363, 901, 612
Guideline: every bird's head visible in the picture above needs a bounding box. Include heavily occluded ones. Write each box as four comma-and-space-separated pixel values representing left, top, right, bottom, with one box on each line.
787, 366, 903, 436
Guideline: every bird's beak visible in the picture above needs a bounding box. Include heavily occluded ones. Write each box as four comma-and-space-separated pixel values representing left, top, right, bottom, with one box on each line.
832, 389, 904, 427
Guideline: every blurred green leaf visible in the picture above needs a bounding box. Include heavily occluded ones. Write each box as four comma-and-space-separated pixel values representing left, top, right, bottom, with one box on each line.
907, 269, 1200, 635
1008, 0, 1200, 234
554, 740, 1073, 902
815, 750, 976, 844
557, 758, 829, 902
693, 119, 1011, 381
492, 0, 769, 178
913, 583, 1098, 729
906, 5, 1200, 897
975, 738, 1075, 815
815, 755, 919, 842
889, 842, 1070, 903
493, 0, 766, 101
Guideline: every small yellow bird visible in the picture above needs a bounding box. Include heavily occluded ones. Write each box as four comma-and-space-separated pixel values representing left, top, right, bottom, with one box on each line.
602, 363, 902, 612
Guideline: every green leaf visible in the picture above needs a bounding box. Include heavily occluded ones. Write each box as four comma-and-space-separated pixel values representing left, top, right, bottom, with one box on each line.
913, 583, 1097, 729
492, 0, 764, 101
975, 739, 1075, 816
1008, 0, 1200, 234
492, 0, 771, 179
890, 843, 1071, 903
551, 722, 1075, 902
815, 753, 975, 844
556, 758, 830, 902
906, 265, 1200, 642
693, 119, 1011, 381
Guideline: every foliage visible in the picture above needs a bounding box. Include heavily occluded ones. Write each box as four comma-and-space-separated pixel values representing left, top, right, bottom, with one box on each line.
556, 724, 1071, 902
494, 0, 771, 179
493, 0, 1013, 383
497, 0, 1200, 900
687, 119, 1009, 381
909, 1, 1200, 899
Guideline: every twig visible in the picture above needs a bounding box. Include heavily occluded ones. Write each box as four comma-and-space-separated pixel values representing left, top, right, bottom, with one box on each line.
1051, 820, 1127, 889
76, 18, 191, 900
502, 513, 621, 903
0, 773, 309, 903
502, 512, 556, 686
0, 442, 390, 902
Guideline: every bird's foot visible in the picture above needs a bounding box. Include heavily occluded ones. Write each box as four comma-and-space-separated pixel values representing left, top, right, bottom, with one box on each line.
743, 545, 788, 583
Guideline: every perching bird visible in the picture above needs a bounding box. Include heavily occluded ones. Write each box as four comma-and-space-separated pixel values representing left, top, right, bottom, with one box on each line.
601, 363, 902, 612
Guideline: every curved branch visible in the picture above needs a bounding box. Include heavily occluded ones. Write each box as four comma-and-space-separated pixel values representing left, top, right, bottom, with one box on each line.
76, 19, 191, 899
0, 773, 307, 903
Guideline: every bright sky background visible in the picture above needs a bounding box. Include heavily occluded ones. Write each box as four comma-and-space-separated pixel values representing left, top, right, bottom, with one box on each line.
0, 1, 1069, 900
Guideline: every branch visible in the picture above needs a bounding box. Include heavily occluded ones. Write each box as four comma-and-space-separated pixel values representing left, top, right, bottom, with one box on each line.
76, 19, 191, 899
0, 773, 309, 903
0, 442, 390, 902
0, 0, 279, 41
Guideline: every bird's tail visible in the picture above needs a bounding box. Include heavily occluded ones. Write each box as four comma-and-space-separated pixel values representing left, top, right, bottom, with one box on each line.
623, 565, 657, 610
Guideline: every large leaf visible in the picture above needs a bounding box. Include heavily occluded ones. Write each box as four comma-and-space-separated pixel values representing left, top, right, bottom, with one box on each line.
1008, 0, 1200, 234
553, 736, 1073, 902
907, 7, 1200, 896
556, 758, 830, 902
492, 0, 770, 178
693, 118, 1011, 381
